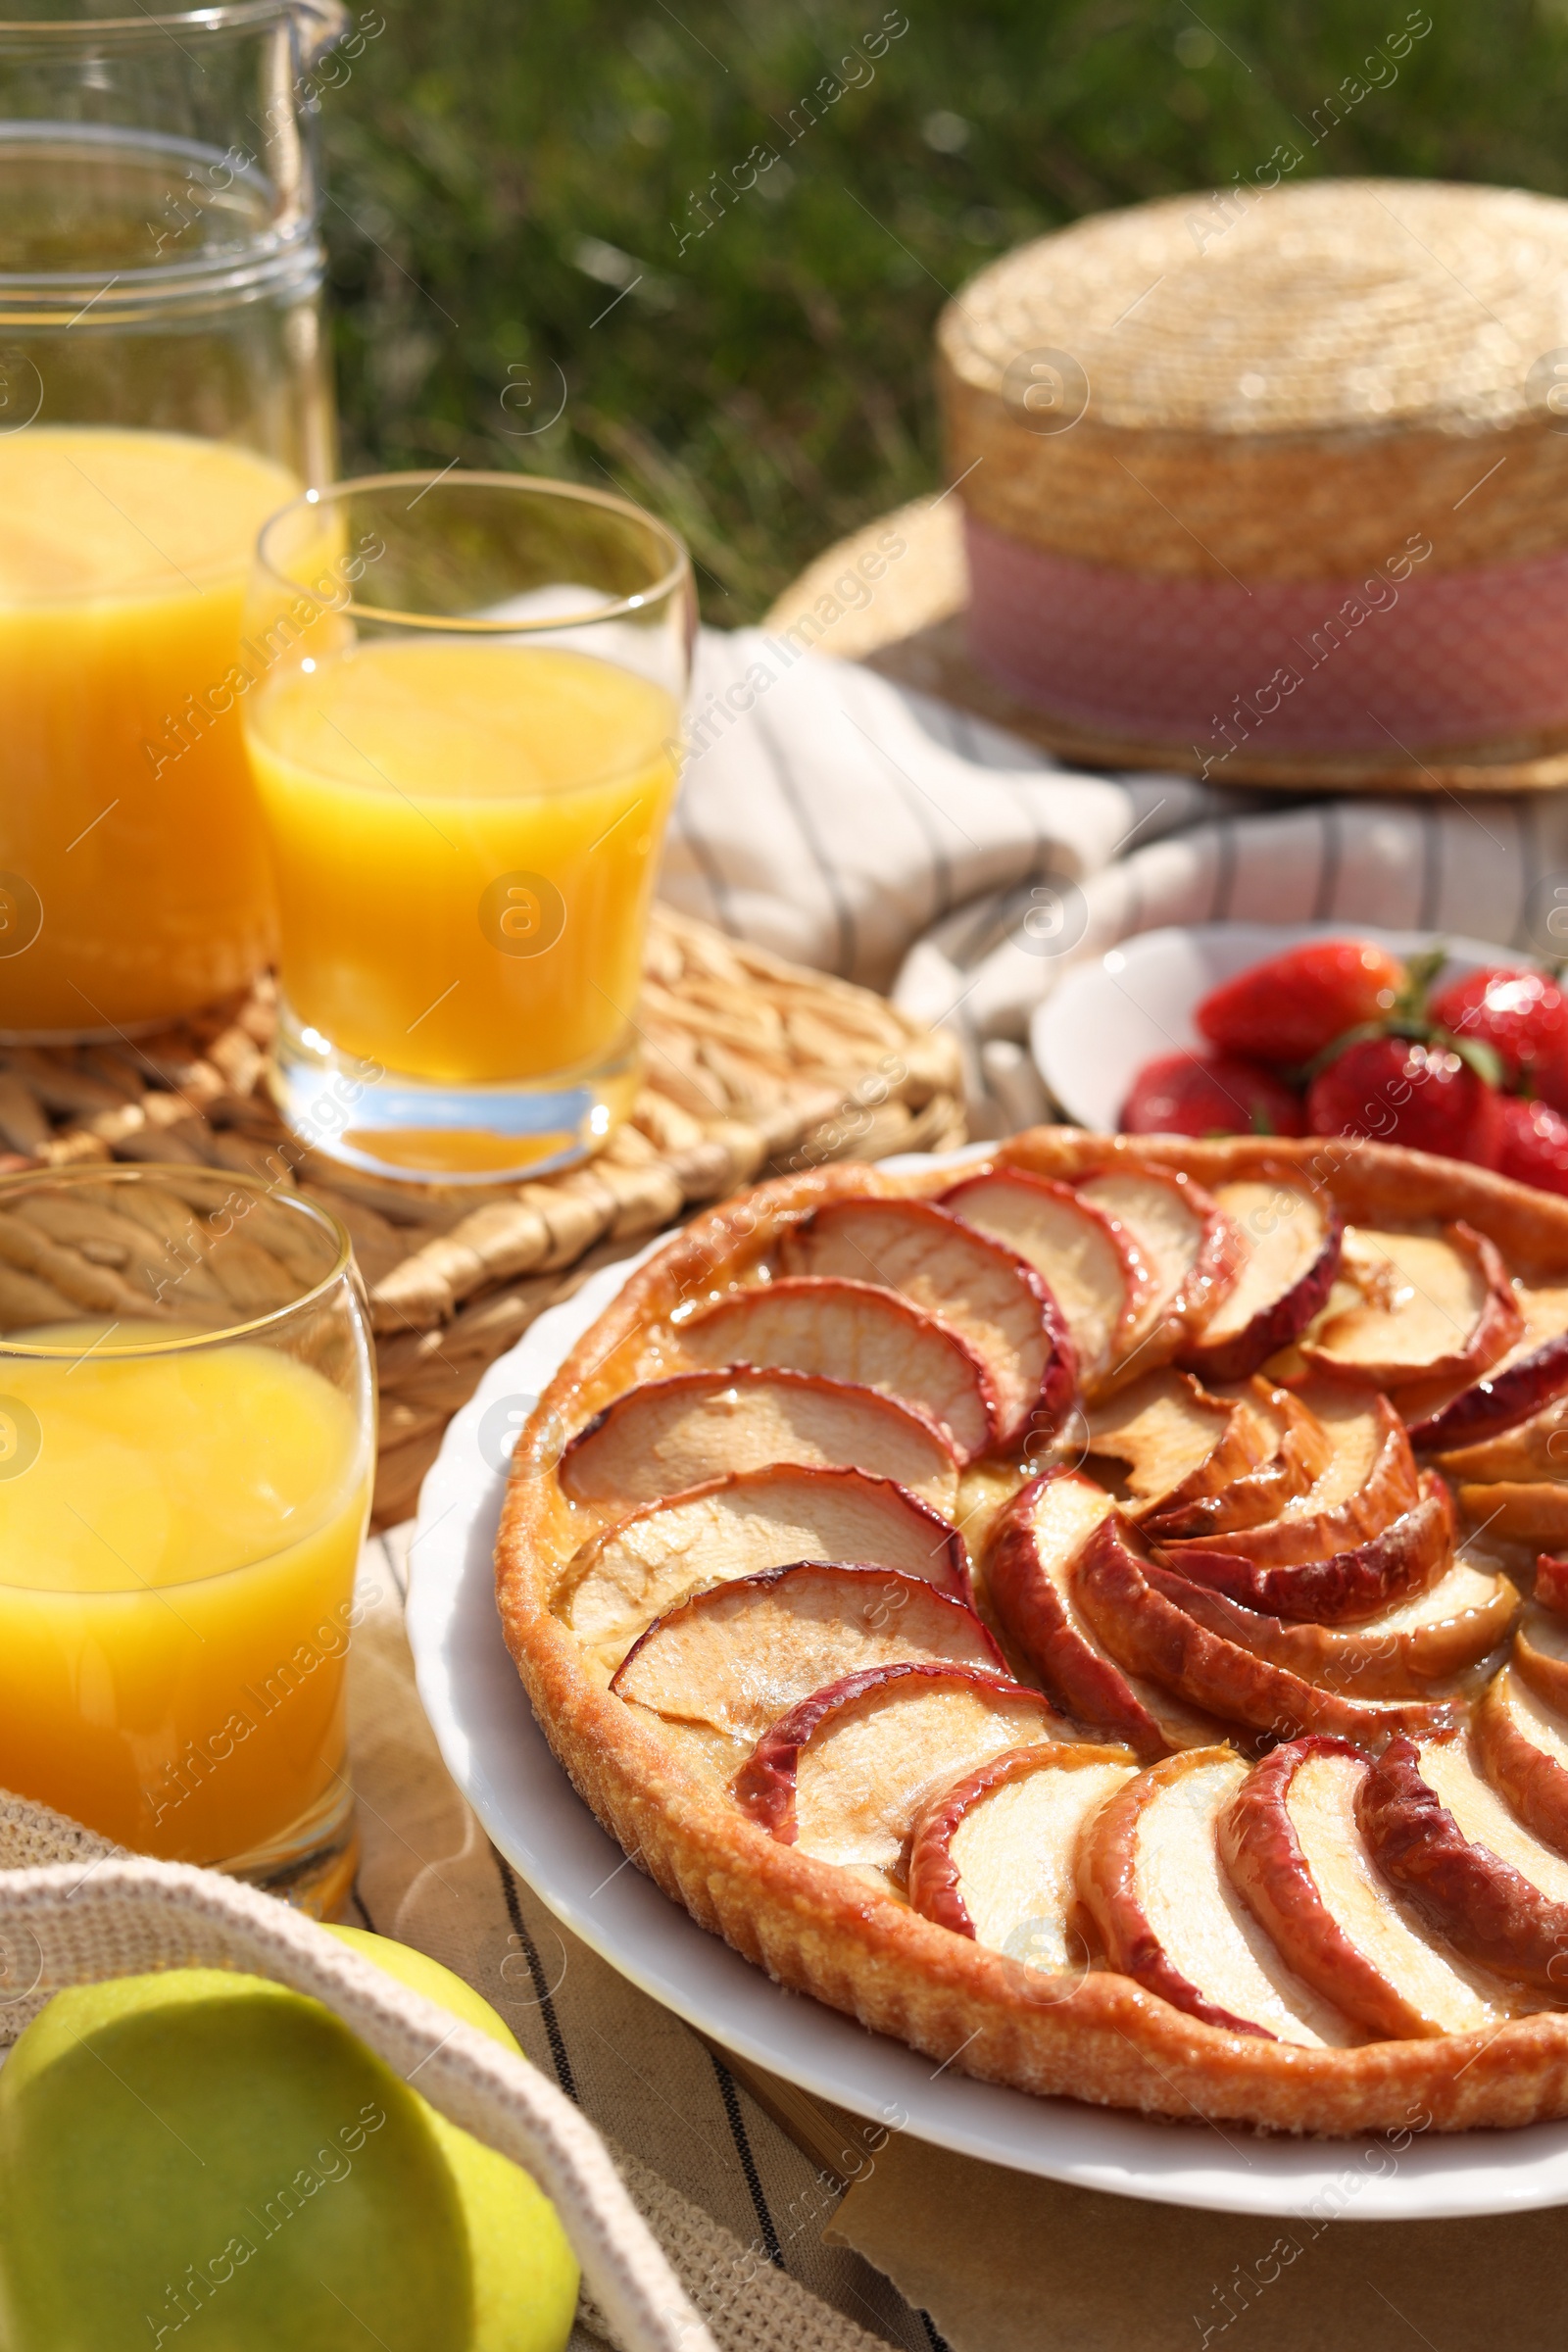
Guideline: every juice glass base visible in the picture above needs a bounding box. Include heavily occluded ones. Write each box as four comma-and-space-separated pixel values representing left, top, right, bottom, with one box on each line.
220, 1775, 359, 1920
0, 1012, 185, 1048
270, 993, 643, 1184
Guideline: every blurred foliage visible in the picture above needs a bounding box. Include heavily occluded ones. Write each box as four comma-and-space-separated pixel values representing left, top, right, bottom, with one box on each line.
322, 0, 1568, 619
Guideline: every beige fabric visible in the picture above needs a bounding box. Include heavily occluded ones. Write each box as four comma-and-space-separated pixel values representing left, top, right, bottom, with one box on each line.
827, 2132, 1568, 2352
601, 2148, 892, 2352
350, 1529, 935, 2352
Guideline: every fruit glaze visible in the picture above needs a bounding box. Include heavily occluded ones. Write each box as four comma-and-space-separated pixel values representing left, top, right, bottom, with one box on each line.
497, 1131, 1568, 2135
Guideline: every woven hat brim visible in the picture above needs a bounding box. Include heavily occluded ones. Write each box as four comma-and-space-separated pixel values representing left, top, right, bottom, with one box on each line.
764, 501, 1568, 795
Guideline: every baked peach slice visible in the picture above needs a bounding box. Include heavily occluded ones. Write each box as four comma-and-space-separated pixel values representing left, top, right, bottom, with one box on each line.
779, 1197, 1073, 1449
1075, 1165, 1240, 1348
678, 1277, 997, 1462
560, 1367, 960, 1515
1429, 1385, 1568, 1481
1219, 1738, 1529, 2038
1083, 1370, 1271, 1528
1514, 1603, 1568, 1716
1301, 1224, 1523, 1390
1523, 1286, 1568, 1353
1155, 1556, 1517, 1700
1357, 1733, 1568, 1991
1455, 1482, 1568, 1547
1076, 1747, 1361, 2043
984, 1470, 1234, 1760
1404, 1286, 1568, 1457
1539, 1554, 1568, 1617
733, 1661, 1064, 1868
1139, 1378, 1330, 1543
561, 1464, 971, 1652
906, 1740, 1137, 1964
1178, 1175, 1342, 1383
1073, 1517, 1459, 1747
1157, 1390, 1421, 1571
1475, 1666, 1568, 1857
1392, 1279, 1568, 1439
940, 1169, 1152, 1394
611, 1563, 1004, 1743
1155, 1475, 1454, 1626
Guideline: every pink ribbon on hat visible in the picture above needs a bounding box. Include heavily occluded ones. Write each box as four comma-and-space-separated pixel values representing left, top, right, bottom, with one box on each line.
964, 511, 1568, 760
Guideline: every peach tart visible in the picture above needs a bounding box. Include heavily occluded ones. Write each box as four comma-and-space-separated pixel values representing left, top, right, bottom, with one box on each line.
497, 1133, 1568, 2134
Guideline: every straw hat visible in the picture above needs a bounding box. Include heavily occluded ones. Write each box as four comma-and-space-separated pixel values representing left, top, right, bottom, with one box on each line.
888, 178, 1568, 790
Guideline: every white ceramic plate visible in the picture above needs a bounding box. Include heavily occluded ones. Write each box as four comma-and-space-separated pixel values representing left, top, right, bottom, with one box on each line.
1031, 921, 1509, 1132
406, 1171, 1568, 2220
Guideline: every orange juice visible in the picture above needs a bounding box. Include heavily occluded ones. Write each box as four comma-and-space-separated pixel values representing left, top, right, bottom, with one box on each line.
0, 1327, 369, 1863
0, 427, 298, 1035
242, 638, 679, 1084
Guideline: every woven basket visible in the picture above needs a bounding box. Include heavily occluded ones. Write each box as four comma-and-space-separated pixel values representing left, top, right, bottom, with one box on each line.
0, 1796, 710, 2352
936, 177, 1568, 789
0, 907, 964, 1526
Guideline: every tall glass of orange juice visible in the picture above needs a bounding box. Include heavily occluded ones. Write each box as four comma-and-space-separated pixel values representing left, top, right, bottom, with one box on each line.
0, 1163, 373, 1916
242, 472, 693, 1183
0, 431, 305, 1035
0, 0, 342, 1037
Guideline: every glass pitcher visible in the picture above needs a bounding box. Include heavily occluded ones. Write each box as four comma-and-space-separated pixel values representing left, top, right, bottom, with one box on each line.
0, 0, 348, 1042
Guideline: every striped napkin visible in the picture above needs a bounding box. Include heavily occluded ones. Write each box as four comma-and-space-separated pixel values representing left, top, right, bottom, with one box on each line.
661, 627, 1568, 1129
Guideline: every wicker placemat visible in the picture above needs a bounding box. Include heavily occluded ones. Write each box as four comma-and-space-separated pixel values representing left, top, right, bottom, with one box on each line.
0, 907, 964, 1526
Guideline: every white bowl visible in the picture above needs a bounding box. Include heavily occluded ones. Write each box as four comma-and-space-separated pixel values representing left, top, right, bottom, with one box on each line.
1031, 922, 1509, 1133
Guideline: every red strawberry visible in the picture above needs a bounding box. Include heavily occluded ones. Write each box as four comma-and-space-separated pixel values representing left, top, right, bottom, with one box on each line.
1121, 1051, 1305, 1138
1305, 1038, 1502, 1166
1196, 938, 1404, 1066
1427, 964, 1568, 1108
1496, 1095, 1568, 1197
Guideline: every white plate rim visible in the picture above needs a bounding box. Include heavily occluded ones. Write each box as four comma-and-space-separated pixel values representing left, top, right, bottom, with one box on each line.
406, 1159, 1568, 2221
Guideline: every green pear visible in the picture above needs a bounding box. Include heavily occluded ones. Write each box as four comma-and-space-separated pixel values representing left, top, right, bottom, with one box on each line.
325, 1925, 580, 2351
0, 1929, 578, 2352
323, 1925, 522, 2051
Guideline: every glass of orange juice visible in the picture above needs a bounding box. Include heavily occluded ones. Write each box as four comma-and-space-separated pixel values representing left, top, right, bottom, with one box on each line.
240, 470, 691, 1185
0, 0, 343, 1039
0, 1162, 373, 1915
241, 471, 694, 1184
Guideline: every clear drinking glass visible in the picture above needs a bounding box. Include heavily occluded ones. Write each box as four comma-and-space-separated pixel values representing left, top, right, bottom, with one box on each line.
0, 1163, 373, 1915
242, 471, 695, 1183
0, 0, 345, 1042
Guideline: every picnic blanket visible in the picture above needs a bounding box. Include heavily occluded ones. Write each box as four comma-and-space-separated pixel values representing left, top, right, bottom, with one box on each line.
663, 625, 1568, 1125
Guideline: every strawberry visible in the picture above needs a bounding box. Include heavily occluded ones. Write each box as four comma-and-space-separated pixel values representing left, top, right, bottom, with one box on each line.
1196, 938, 1405, 1067
1121, 1051, 1305, 1138
1427, 964, 1568, 1109
1496, 1095, 1568, 1198
1305, 1037, 1502, 1166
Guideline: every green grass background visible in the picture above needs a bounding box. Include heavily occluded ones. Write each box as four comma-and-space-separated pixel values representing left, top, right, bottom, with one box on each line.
323, 0, 1568, 621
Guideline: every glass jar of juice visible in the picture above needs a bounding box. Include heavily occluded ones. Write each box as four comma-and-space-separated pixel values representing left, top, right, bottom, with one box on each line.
0, 0, 346, 1040
0, 1162, 374, 1916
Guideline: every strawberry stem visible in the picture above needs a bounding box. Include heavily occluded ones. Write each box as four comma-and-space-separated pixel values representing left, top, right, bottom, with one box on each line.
1394, 945, 1447, 1021
1439, 1031, 1505, 1090
1300, 1017, 1504, 1094
1298, 1020, 1386, 1083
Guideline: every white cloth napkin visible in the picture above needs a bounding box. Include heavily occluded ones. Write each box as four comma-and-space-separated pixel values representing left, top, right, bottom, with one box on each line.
659, 627, 1568, 1129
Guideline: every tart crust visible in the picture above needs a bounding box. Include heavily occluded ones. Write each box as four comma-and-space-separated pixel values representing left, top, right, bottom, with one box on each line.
496, 1132, 1568, 2135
